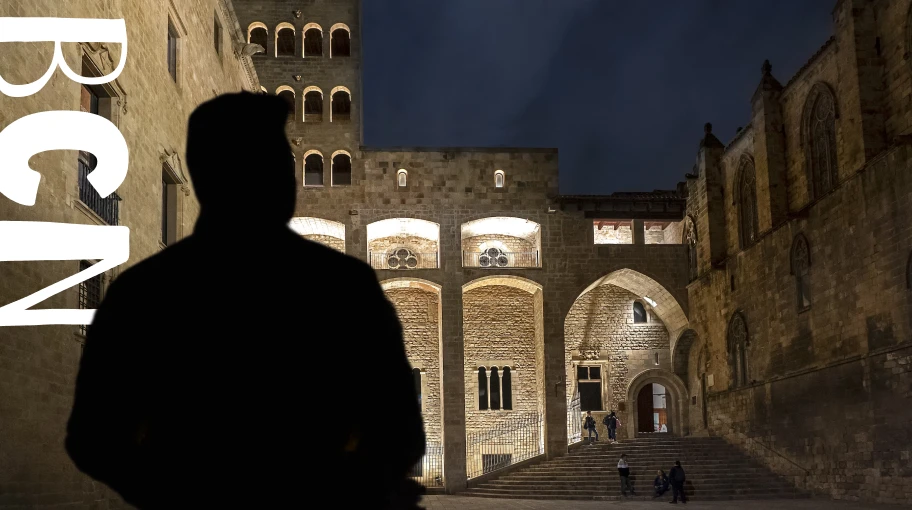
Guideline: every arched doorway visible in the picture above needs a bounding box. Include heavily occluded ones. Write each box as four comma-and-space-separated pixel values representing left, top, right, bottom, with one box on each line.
626, 369, 689, 437
636, 383, 669, 434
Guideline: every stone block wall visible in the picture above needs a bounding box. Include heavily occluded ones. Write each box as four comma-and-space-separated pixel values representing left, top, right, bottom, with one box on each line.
463, 286, 541, 427
0, 1, 258, 507
681, 1, 912, 502
564, 284, 671, 438
385, 287, 442, 446
302, 233, 345, 252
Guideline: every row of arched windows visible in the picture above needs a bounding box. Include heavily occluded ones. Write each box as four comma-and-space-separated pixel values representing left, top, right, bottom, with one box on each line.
725, 233, 812, 388
272, 86, 351, 123
299, 150, 352, 187
247, 22, 351, 58
478, 366, 513, 411
736, 82, 839, 251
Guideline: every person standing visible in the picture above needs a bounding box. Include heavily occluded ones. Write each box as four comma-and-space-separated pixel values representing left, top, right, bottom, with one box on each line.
583, 411, 598, 442
603, 410, 621, 443
617, 454, 635, 496
669, 460, 687, 504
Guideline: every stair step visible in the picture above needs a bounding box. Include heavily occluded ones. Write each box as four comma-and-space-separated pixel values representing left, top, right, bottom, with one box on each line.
460, 437, 808, 502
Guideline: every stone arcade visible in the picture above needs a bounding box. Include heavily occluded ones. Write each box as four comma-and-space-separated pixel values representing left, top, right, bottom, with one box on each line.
0, 0, 911, 507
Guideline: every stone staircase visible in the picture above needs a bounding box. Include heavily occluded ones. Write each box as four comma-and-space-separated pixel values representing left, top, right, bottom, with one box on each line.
461, 436, 809, 501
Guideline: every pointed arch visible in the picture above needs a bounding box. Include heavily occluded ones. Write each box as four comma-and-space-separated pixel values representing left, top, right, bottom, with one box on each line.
791, 233, 811, 310
727, 311, 749, 388
682, 215, 697, 282
736, 154, 759, 249
802, 82, 839, 200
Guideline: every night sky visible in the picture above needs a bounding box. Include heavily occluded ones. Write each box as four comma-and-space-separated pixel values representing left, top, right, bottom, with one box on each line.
362, 0, 835, 195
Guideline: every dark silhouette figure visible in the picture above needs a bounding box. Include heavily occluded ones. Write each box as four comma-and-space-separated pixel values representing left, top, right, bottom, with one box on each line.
65, 92, 426, 509
670, 460, 687, 504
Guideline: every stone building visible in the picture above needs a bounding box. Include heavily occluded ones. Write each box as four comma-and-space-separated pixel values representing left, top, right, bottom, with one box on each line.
1, 0, 911, 507
676, 0, 912, 504
0, 0, 259, 506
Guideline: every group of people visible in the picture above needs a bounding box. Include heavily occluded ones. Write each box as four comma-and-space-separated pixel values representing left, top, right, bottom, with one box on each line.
582, 410, 620, 443
617, 456, 687, 503
583, 411, 688, 503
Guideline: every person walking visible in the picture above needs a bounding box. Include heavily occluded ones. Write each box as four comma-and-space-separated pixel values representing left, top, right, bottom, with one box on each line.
603, 411, 621, 443
653, 469, 670, 498
583, 411, 598, 442
669, 460, 687, 504
617, 454, 635, 496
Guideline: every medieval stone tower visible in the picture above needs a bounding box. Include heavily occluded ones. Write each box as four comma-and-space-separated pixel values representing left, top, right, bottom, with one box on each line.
233, 0, 362, 194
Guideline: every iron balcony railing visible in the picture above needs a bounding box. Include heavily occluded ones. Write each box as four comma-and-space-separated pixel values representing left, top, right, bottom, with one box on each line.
567, 393, 582, 445
408, 443, 444, 488
79, 158, 121, 225
466, 412, 544, 479
462, 250, 540, 269
369, 250, 439, 270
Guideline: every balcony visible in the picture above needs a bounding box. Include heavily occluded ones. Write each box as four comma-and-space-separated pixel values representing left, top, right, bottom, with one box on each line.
370, 249, 439, 270
78, 158, 121, 225
462, 249, 540, 269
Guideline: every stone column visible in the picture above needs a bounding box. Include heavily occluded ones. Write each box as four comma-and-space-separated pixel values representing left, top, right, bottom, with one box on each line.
632, 220, 645, 245
751, 60, 789, 231
440, 215, 467, 492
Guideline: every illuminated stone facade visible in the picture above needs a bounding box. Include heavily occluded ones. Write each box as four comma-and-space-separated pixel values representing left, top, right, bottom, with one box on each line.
2, 0, 910, 507
0, 1, 258, 507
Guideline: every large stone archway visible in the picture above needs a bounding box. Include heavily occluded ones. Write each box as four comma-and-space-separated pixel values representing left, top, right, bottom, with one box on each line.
625, 369, 689, 437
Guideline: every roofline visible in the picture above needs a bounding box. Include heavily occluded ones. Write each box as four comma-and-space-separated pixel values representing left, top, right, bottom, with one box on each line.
359, 146, 559, 154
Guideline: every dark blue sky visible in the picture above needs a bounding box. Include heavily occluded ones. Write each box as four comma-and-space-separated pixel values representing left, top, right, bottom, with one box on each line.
361, 0, 835, 194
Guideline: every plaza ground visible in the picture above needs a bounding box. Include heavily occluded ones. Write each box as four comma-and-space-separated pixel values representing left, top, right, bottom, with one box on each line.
420, 496, 904, 510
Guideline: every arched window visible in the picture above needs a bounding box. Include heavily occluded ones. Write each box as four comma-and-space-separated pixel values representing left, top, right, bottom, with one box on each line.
331, 25, 351, 57
494, 170, 505, 188
304, 151, 323, 187
303, 87, 323, 122
727, 312, 749, 388
791, 234, 811, 311
683, 216, 697, 282
490, 367, 501, 410
397, 169, 408, 188
276, 26, 296, 56
332, 151, 352, 186
412, 367, 422, 406
477, 367, 488, 410
248, 24, 267, 53
738, 157, 759, 249
303, 25, 323, 57
803, 83, 838, 200
633, 301, 647, 323
332, 89, 351, 122
502, 367, 513, 410
276, 87, 295, 116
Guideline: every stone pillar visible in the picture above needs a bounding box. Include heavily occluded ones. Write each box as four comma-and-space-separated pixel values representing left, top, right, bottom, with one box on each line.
833, 0, 886, 167
750, 60, 788, 231
696, 124, 726, 267
632, 219, 645, 245
542, 293, 568, 457
440, 217, 467, 492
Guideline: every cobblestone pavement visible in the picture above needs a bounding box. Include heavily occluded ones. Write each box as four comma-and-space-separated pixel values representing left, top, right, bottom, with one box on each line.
420, 496, 901, 509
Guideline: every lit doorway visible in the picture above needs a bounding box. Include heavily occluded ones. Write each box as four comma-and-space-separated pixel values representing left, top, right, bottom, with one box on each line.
636, 383, 668, 434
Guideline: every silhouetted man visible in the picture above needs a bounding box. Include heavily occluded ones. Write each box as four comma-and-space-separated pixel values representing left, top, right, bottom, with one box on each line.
66, 92, 426, 509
